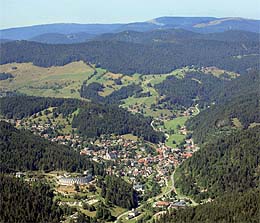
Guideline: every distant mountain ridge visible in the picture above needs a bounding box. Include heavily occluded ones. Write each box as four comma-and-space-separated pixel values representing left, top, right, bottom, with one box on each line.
30, 32, 96, 44
0, 16, 259, 43
95, 29, 260, 44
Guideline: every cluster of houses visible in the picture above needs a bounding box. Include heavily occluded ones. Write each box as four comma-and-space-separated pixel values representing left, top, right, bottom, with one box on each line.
154, 200, 187, 209
5, 105, 199, 210
5, 116, 83, 148
79, 136, 139, 160
78, 133, 198, 197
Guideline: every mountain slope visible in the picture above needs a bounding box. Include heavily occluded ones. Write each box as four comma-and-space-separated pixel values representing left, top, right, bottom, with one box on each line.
0, 121, 100, 173
157, 188, 260, 223
0, 17, 259, 42
30, 32, 95, 44
186, 70, 260, 143
0, 96, 165, 143
192, 17, 260, 33
0, 175, 63, 223
0, 36, 258, 75
95, 29, 260, 44
0, 23, 122, 40
175, 126, 260, 202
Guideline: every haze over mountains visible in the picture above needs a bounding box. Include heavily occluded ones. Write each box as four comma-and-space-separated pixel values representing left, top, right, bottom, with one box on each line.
1, 12, 260, 223
0, 16, 259, 44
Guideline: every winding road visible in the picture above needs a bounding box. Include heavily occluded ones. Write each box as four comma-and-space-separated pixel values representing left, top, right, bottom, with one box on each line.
115, 170, 176, 222
116, 106, 200, 222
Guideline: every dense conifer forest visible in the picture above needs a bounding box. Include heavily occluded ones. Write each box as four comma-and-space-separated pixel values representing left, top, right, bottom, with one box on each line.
0, 96, 164, 143
0, 36, 258, 74
98, 175, 138, 209
0, 175, 63, 223
155, 72, 228, 107
156, 188, 260, 223
186, 92, 260, 143
0, 96, 82, 119
174, 126, 260, 202
186, 70, 259, 143
0, 121, 103, 174
72, 103, 165, 143
80, 82, 142, 104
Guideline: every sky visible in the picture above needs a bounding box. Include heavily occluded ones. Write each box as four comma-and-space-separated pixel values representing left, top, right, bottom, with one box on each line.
0, 0, 259, 29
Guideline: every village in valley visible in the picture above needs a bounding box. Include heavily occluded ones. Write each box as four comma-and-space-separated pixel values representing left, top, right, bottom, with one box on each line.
2, 104, 199, 222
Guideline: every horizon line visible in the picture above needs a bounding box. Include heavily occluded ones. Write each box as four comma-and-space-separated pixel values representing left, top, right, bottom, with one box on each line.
1, 15, 259, 31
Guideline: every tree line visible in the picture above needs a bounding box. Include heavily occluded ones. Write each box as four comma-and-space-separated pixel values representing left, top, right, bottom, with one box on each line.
0, 174, 63, 223
0, 95, 164, 143
80, 82, 142, 104
0, 121, 104, 174
0, 37, 258, 75
174, 126, 260, 202
72, 103, 165, 143
156, 188, 260, 223
98, 175, 138, 209
186, 70, 260, 143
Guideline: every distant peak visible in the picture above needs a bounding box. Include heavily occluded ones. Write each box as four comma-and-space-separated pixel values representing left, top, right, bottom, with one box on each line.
146, 19, 165, 26
194, 17, 251, 28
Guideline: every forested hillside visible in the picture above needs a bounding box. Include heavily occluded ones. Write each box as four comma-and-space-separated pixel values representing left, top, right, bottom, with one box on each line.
30, 32, 95, 44
0, 175, 63, 223
0, 96, 83, 119
157, 188, 260, 223
80, 82, 142, 104
174, 126, 260, 202
159, 68, 260, 222
98, 175, 138, 209
0, 121, 103, 174
0, 96, 164, 143
95, 29, 260, 44
186, 92, 259, 143
186, 70, 260, 143
0, 35, 258, 74
72, 103, 165, 143
155, 72, 229, 108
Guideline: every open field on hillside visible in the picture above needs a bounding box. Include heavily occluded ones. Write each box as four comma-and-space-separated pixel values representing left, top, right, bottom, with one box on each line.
0, 61, 95, 98
201, 66, 239, 78
22, 107, 80, 135
0, 62, 238, 121
164, 116, 189, 147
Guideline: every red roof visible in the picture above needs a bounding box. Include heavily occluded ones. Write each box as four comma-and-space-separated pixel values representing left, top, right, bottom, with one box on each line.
156, 201, 170, 207
182, 153, 192, 158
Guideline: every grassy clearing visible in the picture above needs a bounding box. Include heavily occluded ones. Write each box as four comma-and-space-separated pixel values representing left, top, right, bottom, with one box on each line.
164, 117, 188, 130
201, 66, 239, 79
110, 206, 127, 217
104, 72, 123, 80
24, 107, 79, 135
166, 134, 186, 147
164, 116, 189, 147
121, 213, 145, 223
232, 118, 243, 128
81, 209, 96, 218
249, 123, 260, 128
121, 73, 175, 118
0, 61, 94, 98
142, 74, 170, 86
86, 68, 138, 96
121, 134, 138, 141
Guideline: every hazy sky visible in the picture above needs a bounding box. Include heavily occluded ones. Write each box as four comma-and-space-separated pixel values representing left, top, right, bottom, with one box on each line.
0, 0, 259, 29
